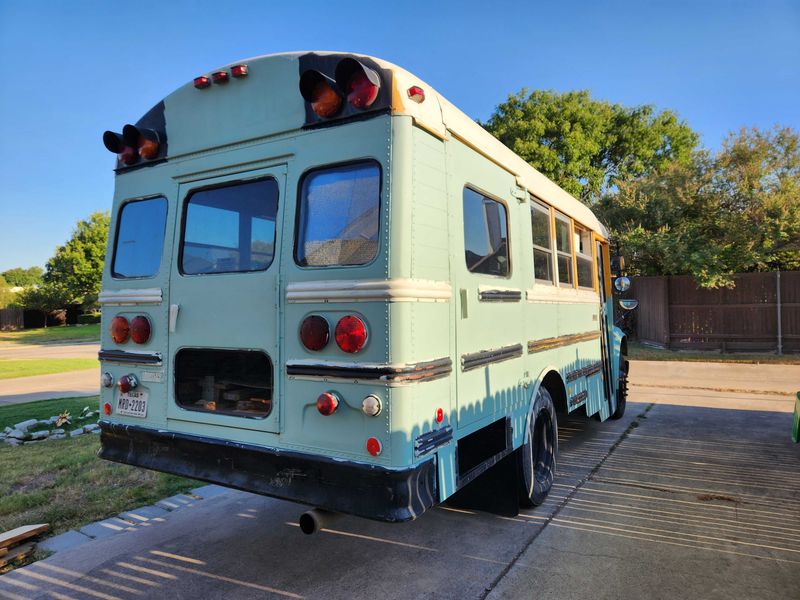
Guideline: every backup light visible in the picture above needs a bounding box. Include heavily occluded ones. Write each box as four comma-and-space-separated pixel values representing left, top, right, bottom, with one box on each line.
362, 395, 381, 417
335, 315, 367, 353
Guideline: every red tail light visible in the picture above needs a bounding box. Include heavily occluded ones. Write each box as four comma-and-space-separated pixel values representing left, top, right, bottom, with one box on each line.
194, 76, 211, 89
316, 392, 339, 416
231, 64, 248, 78
300, 315, 330, 351
130, 315, 152, 344
335, 315, 367, 353
117, 374, 138, 393
110, 316, 130, 344
335, 58, 380, 109
299, 70, 342, 118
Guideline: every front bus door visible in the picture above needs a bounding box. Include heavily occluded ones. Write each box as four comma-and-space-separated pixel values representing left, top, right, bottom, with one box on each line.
596, 240, 614, 413
166, 166, 286, 435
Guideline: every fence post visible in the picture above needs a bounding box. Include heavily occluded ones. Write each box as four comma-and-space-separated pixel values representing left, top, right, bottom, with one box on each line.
663, 276, 671, 348
777, 270, 783, 355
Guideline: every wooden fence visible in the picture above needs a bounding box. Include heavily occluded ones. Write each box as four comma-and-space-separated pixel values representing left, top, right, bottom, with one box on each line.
0, 307, 24, 331
630, 271, 800, 353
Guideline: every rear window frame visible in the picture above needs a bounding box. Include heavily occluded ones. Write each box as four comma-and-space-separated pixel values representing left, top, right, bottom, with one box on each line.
293, 158, 383, 269
178, 176, 280, 277
111, 195, 169, 280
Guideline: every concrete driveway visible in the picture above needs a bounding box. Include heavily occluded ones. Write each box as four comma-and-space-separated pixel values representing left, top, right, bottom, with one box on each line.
1, 360, 797, 600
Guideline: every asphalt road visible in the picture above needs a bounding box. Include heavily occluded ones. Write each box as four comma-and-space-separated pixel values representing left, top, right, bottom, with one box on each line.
1, 366, 798, 600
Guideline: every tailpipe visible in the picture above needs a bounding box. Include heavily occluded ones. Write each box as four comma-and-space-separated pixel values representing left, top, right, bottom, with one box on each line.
298, 509, 337, 535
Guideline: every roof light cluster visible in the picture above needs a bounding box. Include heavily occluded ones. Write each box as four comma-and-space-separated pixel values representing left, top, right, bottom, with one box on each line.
194, 64, 248, 89
103, 125, 163, 166
299, 58, 385, 122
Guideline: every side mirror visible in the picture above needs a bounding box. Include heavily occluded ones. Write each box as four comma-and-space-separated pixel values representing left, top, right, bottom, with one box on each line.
610, 255, 626, 275
618, 299, 639, 311
614, 276, 631, 292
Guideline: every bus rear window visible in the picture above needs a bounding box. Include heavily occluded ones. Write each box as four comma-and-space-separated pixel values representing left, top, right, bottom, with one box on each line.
295, 162, 381, 267
181, 178, 278, 275
112, 197, 167, 279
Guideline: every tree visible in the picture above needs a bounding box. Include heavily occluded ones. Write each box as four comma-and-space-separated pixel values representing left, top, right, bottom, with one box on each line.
0, 276, 17, 309
482, 90, 699, 203
43, 212, 110, 306
1, 266, 43, 288
595, 126, 800, 287
16, 283, 72, 327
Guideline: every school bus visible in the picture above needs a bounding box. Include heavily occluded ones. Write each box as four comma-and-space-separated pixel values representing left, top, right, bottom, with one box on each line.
97, 52, 633, 528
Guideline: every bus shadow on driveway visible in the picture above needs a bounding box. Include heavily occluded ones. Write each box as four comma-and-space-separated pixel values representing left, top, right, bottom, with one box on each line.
2, 401, 798, 600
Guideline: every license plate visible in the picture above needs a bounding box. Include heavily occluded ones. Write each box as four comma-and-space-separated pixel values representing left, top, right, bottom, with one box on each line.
116, 389, 149, 418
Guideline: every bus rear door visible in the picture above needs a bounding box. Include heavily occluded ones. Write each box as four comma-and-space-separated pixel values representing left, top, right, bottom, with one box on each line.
166, 166, 286, 435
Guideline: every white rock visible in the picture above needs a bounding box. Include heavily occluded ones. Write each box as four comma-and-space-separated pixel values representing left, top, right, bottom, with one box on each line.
50, 428, 65, 435
69, 428, 85, 438
49, 416, 59, 424
14, 419, 38, 432
50, 433, 67, 440
5, 438, 20, 446
4, 426, 13, 434
84, 424, 100, 433
29, 430, 49, 440
7, 429, 26, 440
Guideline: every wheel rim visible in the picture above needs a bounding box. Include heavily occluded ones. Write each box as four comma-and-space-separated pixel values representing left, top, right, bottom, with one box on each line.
532, 410, 554, 481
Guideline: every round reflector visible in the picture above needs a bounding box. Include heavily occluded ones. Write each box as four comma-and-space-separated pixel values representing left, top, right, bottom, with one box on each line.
366, 437, 382, 456
335, 315, 368, 353
436, 407, 444, 423
110, 316, 130, 344
316, 392, 339, 416
103, 402, 112, 416
300, 315, 330, 351
130, 315, 152, 344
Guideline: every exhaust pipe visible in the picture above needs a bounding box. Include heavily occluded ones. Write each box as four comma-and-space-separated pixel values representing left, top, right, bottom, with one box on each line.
299, 509, 337, 535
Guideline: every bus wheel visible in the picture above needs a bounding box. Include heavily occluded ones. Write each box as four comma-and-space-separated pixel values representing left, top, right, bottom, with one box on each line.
610, 356, 629, 420
519, 386, 558, 507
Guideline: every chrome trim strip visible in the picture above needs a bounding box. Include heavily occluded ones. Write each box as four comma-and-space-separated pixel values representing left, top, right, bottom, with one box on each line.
528, 331, 601, 353
565, 361, 603, 382
286, 357, 452, 383
99, 349, 163, 365
478, 289, 522, 302
99, 288, 163, 306
461, 344, 523, 372
286, 279, 452, 303
569, 390, 589, 409
414, 426, 453, 458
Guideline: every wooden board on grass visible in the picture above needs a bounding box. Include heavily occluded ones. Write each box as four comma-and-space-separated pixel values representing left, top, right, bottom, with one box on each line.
0, 524, 49, 550
0, 542, 35, 567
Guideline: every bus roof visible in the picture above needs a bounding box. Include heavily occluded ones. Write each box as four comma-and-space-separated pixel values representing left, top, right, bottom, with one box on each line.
154, 51, 608, 237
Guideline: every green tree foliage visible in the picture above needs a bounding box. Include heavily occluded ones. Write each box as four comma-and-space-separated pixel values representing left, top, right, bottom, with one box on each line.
1, 266, 44, 288
483, 90, 699, 202
16, 283, 72, 327
0, 276, 17, 309
43, 212, 110, 306
595, 126, 800, 287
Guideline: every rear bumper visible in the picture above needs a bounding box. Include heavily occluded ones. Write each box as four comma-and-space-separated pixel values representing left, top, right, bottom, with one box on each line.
98, 421, 438, 522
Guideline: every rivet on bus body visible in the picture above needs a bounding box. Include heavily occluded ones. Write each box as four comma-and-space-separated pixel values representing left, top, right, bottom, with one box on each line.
366, 437, 382, 456
362, 395, 381, 417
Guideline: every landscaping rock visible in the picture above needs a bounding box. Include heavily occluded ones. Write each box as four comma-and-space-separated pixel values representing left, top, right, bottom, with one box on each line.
49, 416, 59, 425
50, 428, 65, 435
49, 433, 66, 440
5, 438, 20, 446
84, 423, 100, 433
37, 419, 52, 427
3, 426, 12, 434
14, 419, 38, 432
39, 530, 93, 553
7, 429, 26, 440
69, 428, 85, 438
29, 430, 50, 441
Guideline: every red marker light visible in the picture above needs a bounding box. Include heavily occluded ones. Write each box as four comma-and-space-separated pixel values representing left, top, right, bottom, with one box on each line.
366, 437, 382, 456
300, 315, 330, 351
316, 392, 339, 416
103, 402, 112, 416
407, 86, 425, 103
436, 408, 444, 423
117, 374, 138, 394
194, 76, 211, 89
110, 316, 130, 344
212, 70, 229, 84
130, 315, 151, 344
335, 315, 367, 353
231, 64, 248, 78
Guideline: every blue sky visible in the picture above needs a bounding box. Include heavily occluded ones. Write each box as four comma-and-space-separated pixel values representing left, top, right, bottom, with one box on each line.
0, 0, 798, 272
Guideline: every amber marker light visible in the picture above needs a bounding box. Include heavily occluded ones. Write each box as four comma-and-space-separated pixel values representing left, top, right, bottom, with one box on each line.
299, 70, 342, 118
110, 316, 130, 344
103, 402, 112, 416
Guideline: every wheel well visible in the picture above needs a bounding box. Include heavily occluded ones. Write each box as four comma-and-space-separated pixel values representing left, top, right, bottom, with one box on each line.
541, 370, 568, 415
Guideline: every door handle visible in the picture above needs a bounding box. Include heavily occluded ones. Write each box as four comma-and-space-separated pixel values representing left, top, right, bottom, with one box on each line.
169, 304, 180, 333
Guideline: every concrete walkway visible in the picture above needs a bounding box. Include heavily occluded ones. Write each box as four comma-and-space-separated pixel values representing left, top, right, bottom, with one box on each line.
0, 369, 99, 405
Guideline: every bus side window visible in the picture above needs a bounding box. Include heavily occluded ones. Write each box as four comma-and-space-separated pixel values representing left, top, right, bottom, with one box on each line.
554, 212, 573, 287
530, 199, 554, 284
574, 225, 594, 289
463, 187, 510, 277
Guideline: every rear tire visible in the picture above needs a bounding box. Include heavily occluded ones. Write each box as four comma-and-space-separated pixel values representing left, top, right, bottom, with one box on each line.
610, 356, 629, 420
519, 386, 558, 507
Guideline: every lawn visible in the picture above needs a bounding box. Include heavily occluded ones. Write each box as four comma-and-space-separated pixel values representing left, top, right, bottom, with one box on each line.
0, 358, 98, 380
0, 323, 101, 344
0, 397, 199, 568
628, 340, 800, 365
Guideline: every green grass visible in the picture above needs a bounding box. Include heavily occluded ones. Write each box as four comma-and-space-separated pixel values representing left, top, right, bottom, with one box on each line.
628, 340, 800, 364
0, 358, 98, 380
0, 397, 198, 570
0, 323, 101, 345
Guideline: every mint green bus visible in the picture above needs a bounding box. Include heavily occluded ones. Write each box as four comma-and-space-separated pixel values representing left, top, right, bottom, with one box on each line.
97, 52, 632, 527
